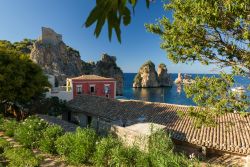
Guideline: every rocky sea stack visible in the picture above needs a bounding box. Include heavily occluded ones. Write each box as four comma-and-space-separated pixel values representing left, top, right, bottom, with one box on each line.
1, 27, 124, 95
133, 61, 172, 88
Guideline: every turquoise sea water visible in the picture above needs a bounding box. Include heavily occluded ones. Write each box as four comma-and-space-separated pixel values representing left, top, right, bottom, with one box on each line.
120, 73, 250, 106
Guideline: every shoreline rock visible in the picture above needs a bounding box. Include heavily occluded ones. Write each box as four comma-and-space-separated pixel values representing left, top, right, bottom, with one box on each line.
174, 73, 195, 85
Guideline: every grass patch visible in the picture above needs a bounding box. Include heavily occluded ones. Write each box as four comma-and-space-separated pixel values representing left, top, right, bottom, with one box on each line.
4, 147, 40, 167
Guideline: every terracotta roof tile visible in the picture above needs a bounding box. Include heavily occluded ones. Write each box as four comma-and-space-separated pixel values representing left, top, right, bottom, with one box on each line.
67, 94, 250, 155
69, 75, 115, 81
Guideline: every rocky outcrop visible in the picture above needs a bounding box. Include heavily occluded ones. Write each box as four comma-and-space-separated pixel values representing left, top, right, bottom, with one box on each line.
174, 73, 195, 85
30, 27, 87, 86
29, 27, 123, 94
157, 63, 172, 86
133, 61, 159, 88
133, 61, 172, 88
174, 73, 182, 84
94, 54, 124, 95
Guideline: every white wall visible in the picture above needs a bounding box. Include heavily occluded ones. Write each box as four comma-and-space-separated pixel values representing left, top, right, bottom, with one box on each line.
46, 74, 55, 88
46, 91, 73, 101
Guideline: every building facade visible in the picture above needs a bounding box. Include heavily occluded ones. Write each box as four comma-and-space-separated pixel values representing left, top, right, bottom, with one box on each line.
45, 74, 73, 101
65, 94, 250, 166
66, 75, 116, 99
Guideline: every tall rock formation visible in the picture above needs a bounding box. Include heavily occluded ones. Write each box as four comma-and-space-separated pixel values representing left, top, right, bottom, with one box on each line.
133, 61, 159, 88
157, 63, 172, 86
30, 27, 87, 86
94, 54, 124, 95
133, 61, 172, 88
29, 27, 123, 94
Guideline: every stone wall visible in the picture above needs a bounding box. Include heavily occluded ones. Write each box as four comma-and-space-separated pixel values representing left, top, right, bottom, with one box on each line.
70, 112, 88, 127
245, 155, 250, 167
45, 90, 73, 102
111, 125, 149, 151
40, 27, 62, 45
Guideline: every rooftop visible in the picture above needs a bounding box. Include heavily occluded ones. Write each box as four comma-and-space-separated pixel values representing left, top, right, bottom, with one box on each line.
67, 94, 250, 155
69, 75, 115, 81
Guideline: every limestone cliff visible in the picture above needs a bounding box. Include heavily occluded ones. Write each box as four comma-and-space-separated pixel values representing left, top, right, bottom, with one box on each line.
94, 54, 124, 95
30, 27, 89, 86
29, 27, 123, 94
133, 61, 172, 88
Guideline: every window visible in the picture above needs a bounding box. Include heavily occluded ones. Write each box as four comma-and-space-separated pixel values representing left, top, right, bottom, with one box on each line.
104, 84, 110, 94
76, 85, 82, 94
87, 116, 92, 126
90, 85, 95, 93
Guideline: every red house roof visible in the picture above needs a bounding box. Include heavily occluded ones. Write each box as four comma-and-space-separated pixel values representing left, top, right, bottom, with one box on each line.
70, 75, 115, 81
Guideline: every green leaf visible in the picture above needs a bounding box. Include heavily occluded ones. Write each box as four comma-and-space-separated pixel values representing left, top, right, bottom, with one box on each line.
122, 7, 131, 26
114, 23, 122, 43
85, 7, 100, 28
130, 0, 137, 6
146, 0, 150, 8
94, 17, 106, 38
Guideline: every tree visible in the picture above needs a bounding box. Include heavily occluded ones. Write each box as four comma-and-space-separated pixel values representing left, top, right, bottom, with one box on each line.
0, 47, 50, 118
146, 0, 250, 126
85, 0, 152, 42
85, 0, 249, 125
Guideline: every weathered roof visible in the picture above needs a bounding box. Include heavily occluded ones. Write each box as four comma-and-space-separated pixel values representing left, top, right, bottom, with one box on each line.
69, 75, 115, 81
67, 94, 250, 155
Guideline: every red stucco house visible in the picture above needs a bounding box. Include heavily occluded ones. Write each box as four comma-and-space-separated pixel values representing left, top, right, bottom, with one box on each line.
66, 75, 116, 99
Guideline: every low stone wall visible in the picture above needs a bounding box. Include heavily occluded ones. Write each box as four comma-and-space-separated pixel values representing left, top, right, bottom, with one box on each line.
110, 125, 148, 151
246, 155, 250, 167
91, 118, 113, 135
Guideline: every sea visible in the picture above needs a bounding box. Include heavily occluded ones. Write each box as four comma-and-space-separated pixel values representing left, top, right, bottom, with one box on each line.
119, 73, 250, 106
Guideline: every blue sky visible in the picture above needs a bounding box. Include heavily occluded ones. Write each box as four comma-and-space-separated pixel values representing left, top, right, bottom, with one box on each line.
0, 0, 224, 73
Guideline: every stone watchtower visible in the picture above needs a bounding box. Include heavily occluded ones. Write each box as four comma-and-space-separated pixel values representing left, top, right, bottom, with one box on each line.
38, 27, 62, 45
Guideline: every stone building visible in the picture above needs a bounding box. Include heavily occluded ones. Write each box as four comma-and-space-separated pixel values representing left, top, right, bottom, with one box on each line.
66, 75, 116, 99
38, 27, 62, 45
65, 94, 250, 166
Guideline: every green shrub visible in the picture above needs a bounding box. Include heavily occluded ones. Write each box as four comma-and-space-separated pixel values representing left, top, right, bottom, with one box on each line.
39, 124, 64, 154
148, 129, 174, 154
4, 147, 40, 167
1, 119, 18, 137
55, 132, 74, 156
110, 144, 149, 167
14, 116, 48, 148
93, 135, 121, 167
148, 129, 196, 167
93, 135, 150, 167
0, 115, 4, 131
0, 138, 10, 153
56, 127, 97, 165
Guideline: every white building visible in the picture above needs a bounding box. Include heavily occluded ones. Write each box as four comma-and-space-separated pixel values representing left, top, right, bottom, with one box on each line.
45, 75, 73, 101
